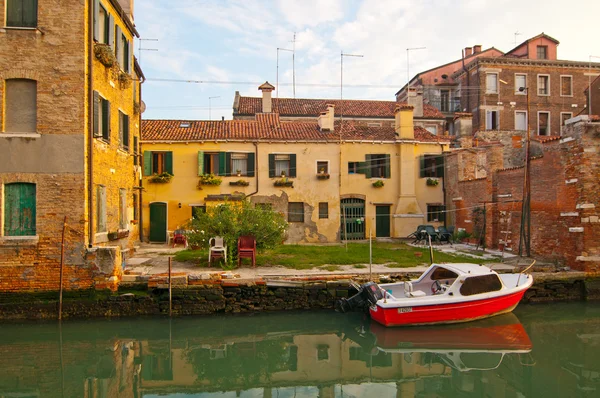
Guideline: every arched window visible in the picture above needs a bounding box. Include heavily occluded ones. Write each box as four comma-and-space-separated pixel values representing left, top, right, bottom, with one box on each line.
4, 79, 37, 133
4, 183, 36, 236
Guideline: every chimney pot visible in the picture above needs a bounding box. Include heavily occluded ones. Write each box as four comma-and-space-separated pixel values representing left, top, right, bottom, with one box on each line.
473, 45, 482, 54
465, 47, 473, 57
318, 105, 335, 132
258, 81, 275, 113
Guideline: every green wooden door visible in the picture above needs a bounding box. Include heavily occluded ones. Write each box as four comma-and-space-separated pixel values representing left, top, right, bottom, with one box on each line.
149, 202, 167, 242
340, 198, 365, 240
376, 205, 391, 237
4, 183, 36, 236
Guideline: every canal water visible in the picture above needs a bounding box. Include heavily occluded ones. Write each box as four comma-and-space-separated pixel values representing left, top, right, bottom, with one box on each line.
0, 302, 598, 397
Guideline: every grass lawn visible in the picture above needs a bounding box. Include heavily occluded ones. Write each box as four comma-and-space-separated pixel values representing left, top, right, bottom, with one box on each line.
174, 242, 489, 269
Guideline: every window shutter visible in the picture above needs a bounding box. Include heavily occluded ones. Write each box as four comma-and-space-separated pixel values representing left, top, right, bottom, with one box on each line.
268, 154, 275, 178
143, 151, 152, 176
419, 156, 425, 178
384, 154, 391, 178
357, 162, 367, 174
108, 15, 115, 50
225, 152, 232, 176
102, 99, 110, 141
365, 155, 372, 178
289, 154, 297, 178
115, 25, 122, 60
127, 40, 133, 73
93, 91, 100, 137
197, 151, 204, 176
218, 152, 227, 176
436, 154, 445, 178
93, 0, 100, 41
247, 153, 255, 177
3, 185, 16, 235
24, 0, 37, 27
119, 112, 124, 146
165, 151, 173, 175
123, 114, 129, 150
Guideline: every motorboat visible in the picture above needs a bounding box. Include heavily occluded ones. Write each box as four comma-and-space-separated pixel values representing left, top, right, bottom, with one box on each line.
336, 262, 533, 327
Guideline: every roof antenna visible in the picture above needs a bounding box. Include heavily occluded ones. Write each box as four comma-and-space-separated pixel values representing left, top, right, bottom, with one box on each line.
514, 31, 522, 47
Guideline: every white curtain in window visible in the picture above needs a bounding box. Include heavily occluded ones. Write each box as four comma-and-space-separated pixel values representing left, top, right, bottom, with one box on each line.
231, 153, 247, 175
275, 154, 289, 176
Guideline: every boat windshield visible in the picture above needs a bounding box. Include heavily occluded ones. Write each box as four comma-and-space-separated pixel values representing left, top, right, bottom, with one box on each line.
459, 274, 503, 296
430, 267, 459, 280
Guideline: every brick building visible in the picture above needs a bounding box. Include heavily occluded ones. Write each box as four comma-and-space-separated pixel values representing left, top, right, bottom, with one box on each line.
0, 0, 143, 292
453, 33, 600, 136
445, 115, 600, 272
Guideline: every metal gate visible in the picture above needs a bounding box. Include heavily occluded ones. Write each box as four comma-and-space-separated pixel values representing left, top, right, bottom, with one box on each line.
341, 198, 365, 240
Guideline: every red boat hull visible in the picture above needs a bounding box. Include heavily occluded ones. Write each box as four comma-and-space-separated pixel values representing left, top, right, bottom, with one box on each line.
369, 290, 528, 327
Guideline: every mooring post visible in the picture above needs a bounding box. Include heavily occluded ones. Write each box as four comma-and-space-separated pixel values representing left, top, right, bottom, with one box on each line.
428, 234, 434, 265
58, 216, 67, 321
168, 256, 172, 317
369, 228, 372, 281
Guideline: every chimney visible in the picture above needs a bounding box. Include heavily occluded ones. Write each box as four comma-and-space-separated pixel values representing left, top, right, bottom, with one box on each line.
258, 81, 275, 113
407, 87, 423, 118
465, 47, 473, 57
394, 104, 414, 140
473, 45, 482, 54
318, 104, 335, 132
453, 113, 473, 138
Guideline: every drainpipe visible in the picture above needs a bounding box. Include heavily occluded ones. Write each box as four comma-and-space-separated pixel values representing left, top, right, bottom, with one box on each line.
87, 0, 94, 248
462, 49, 470, 114
138, 78, 144, 242
440, 143, 447, 228
246, 141, 259, 197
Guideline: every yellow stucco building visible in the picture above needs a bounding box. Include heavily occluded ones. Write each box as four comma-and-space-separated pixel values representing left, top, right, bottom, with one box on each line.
141, 95, 450, 244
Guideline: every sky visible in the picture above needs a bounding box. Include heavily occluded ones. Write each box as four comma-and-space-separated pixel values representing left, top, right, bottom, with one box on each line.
135, 0, 600, 121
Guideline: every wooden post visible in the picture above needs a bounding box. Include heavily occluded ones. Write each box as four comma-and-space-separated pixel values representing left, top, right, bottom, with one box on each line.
369, 228, 372, 281
168, 256, 172, 317
428, 234, 434, 265
58, 216, 67, 321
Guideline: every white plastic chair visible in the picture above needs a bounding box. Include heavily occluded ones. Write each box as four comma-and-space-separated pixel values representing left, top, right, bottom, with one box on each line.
208, 236, 227, 265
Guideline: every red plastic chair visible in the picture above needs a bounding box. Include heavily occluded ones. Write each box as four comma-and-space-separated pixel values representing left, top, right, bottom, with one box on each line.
237, 236, 256, 267
172, 229, 188, 248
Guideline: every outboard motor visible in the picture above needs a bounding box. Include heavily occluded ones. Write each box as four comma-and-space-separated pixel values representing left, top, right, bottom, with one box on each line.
335, 282, 385, 313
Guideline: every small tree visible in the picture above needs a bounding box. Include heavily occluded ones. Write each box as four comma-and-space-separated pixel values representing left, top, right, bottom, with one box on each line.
185, 200, 287, 266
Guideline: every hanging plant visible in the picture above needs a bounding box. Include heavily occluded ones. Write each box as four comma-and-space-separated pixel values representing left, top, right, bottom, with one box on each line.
94, 43, 117, 68
149, 172, 173, 183
372, 180, 384, 188
199, 173, 222, 186
118, 71, 132, 89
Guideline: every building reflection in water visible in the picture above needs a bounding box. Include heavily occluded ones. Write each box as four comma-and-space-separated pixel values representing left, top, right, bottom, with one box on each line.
1, 307, 600, 398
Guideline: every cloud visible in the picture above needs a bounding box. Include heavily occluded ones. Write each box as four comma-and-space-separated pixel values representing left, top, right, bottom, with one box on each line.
277, 0, 344, 27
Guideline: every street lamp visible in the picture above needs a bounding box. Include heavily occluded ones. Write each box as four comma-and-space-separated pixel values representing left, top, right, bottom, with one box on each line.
208, 96, 220, 121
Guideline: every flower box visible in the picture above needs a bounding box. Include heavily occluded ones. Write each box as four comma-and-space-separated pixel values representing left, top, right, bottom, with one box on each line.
426, 178, 439, 186
229, 180, 250, 187
149, 172, 173, 183
316, 173, 330, 180
274, 180, 293, 187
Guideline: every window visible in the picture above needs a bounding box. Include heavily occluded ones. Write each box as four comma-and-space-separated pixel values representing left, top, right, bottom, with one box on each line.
119, 188, 127, 229
231, 153, 248, 176
538, 112, 550, 136
143, 151, 173, 175
561, 112, 573, 134
6, 0, 38, 27
288, 202, 304, 223
538, 75, 550, 96
560, 76, 573, 97
486, 73, 498, 94
515, 74, 527, 94
191, 205, 206, 219
515, 111, 527, 131
93, 91, 110, 141
427, 204, 445, 223
97, 185, 106, 233
431, 267, 458, 280
366, 154, 390, 178
317, 345, 329, 361
536, 45, 548, 60
97, 5, 109, 43
319, 202, 329, 219
3, 183, 36, 236
119, 111, 130, 151
348, 162, 359, 174
202, 153, 220, 175
425, 125, 438, 135
120, 34, 130, 72
4, 79, 36, 133
485, 110, 499, 130
420, 154, 444, 178
269, 154, 296, 178
460, 274, 502, 296
316, 161, 329, 174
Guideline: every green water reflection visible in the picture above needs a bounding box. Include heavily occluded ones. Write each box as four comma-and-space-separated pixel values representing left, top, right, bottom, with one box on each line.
0, 302, 599, 397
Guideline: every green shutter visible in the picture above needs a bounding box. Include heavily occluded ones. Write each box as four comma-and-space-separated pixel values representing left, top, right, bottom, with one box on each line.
4, 183, 36, 236
218, 152, 227, 176
6, 0, 21, 26
419, 156, 425, 178
23, 0, 37, 27
384, 154, 391, 178
289, 154, 297, 178
365, 155, 372, 178
93, 91, 100, 137
225, 152, 232, 176
93, 0, 100, 41
108, 15, 115, 50
268, 154, 275, 178
127, 40, 133, 73
143, 151, 152, 176
357, 162, 367, 174
247, 153, 255, 177
436, 154, 445, 178
165, 152, 173, 175
197, 151, 204, 176
119, 112, 124, 146
102, 99, 110, 141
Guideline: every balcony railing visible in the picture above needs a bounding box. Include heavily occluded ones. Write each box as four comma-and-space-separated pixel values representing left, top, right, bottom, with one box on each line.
426, 98, 462, 113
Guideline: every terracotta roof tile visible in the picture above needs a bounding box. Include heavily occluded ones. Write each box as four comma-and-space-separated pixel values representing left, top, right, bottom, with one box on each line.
142, 119, 451, 143
531, 135, 561, 143
236, 97, 444, 119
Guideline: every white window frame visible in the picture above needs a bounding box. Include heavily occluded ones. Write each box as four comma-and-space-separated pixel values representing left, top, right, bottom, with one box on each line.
560, 75, 573, 97
425, 125, 438, 135
486, 73, 499, 94
514, 110, 527, 131
537, 111, 551, 136
485, 110, 500, 130
537, 74, 550, 96
514, 74, 527, 95
560, 112, 573, 135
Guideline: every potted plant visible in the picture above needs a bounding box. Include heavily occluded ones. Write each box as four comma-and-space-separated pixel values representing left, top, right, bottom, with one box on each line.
149, 172, 173, 183
236, 169, 242, 177
426, 178, 439, 186
198, 173, 223, 187
317, 168, 330, 179
372, 180, 384, 188
274, 178, 293, 187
